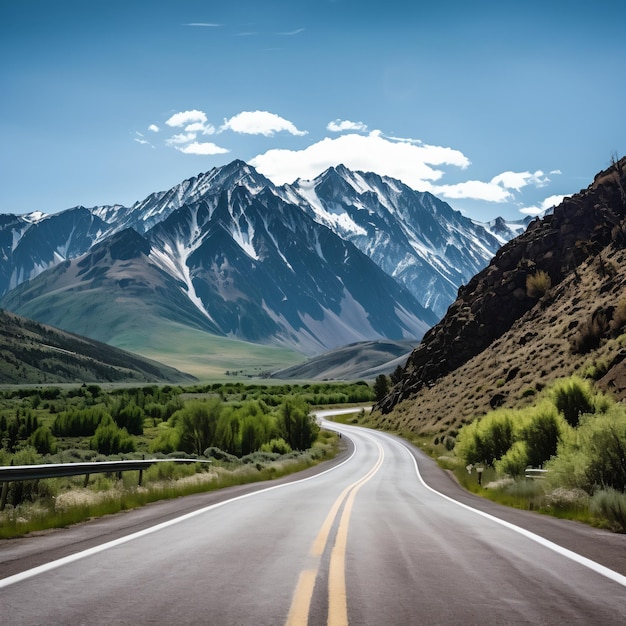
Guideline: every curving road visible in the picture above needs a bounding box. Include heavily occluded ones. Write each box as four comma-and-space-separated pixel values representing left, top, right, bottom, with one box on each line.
2, 411, 626, 625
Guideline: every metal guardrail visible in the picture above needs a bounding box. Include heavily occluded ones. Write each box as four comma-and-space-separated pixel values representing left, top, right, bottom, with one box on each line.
0, 459, 212, 482
0, 459, 212, 510
525, 467, 549, 479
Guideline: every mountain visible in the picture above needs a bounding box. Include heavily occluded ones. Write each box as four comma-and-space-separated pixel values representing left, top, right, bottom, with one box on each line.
373, 157, 626, 438
1, 167, 435, 357
0, 309, 196, 384
0, 160, 525, 369
271, 339, 416, 381
1, 228, 223, 345
279, 164, 516, 317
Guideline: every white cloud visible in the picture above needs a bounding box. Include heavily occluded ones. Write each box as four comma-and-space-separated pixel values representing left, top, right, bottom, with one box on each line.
541, 194, 566, 209
175, 142, 229, 155
166, 132, 197, 146
221, 111, 307, 136
431, 169, 555, 202
185, 121, 215, 135
250, 131, 469, 187
490, 170, 549, 191
134, 137, 150, 146
327, 119, 368, 133
432, 180, 514, 203
519, 194, 567, 216
165, 110, 208, 128
184, 23, 221, 27
148, 124, 159, 133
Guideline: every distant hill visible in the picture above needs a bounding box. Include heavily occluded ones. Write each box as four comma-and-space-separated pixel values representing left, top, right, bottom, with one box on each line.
0, 309, 196, 384
271, 339, 416, 380
373, 157, 626, 437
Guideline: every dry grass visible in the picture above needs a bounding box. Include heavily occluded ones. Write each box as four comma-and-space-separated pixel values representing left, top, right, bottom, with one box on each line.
374, 245, 626, 439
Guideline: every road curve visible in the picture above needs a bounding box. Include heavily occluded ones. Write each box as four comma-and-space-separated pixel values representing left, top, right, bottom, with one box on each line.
2, 414, 626, 625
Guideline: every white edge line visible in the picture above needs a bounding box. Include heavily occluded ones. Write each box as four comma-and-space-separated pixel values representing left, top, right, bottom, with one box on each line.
379, 431, 626, 588
0, 423, 357, 590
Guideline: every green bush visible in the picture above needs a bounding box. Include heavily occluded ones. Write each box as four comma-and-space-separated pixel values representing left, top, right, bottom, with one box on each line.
277, 397, 319, 451
260, 438, 292, 454
549, 376, 596, 427
495, 440, 528, 477
454, 409, 516, 465
590, 488, 626, 531
90, 416, 135, 455
522, 402, 563, 467
29, 425, 57, 455
545, 405, 626, 494
53, 407, 109, 437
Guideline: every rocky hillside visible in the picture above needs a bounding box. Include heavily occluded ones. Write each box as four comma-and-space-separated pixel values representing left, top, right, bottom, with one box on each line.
0, 309, 196, 384
373, 157, 626, 438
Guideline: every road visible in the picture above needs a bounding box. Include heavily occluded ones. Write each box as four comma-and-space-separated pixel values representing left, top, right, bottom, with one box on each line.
2, 410, 626, 625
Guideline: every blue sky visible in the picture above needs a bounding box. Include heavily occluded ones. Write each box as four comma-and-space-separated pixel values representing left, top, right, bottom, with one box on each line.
1, 1, 624, 222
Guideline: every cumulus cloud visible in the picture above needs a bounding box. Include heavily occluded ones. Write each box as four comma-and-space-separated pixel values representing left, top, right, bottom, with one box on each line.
250, 131, 469, 187
520, 194, 567, 216
490, 170, 549, 191
175, 142, 230, 156
432, 169, 555, 202
221, 111, 307, 136
327, 119, 368, 133
148, 124, 159, 133
431, 180, 514, 203
165, 110, 208, 128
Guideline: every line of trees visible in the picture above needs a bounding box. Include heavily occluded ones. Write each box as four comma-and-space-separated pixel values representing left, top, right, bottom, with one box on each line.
151, 397, 319, 458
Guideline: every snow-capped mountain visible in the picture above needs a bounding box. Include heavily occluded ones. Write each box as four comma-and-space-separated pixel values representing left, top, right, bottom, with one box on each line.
2, 179, 435, 354
0, 159, 527, 356
279, 165, 516, 317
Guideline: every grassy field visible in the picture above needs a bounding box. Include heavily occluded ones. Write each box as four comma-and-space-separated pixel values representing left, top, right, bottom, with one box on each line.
109, 319, 306, 380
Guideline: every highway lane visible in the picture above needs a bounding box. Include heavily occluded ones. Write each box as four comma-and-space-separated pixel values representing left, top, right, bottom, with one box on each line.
2, 413, 626, 625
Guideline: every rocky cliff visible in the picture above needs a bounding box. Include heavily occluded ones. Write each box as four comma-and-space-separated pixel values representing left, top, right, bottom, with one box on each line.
375, 157, 626, 435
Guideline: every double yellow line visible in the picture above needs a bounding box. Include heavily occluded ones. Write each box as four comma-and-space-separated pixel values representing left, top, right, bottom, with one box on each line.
286, 437, 385, 626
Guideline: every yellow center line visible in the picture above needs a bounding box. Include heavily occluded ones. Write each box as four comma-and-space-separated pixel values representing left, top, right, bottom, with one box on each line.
285, 437, 385, 626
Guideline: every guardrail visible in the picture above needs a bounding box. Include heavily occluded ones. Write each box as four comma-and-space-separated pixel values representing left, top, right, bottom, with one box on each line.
0, 458, 212, 510
525, 467, 549, 479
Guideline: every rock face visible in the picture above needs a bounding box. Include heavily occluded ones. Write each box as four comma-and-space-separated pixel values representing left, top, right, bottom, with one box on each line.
377, 157, 626, 414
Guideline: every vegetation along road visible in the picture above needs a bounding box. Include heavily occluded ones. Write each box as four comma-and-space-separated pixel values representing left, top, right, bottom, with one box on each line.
2, 409, 626, 625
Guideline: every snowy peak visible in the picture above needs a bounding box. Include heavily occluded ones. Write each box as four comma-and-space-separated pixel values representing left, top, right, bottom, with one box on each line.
281, 164, 508, 317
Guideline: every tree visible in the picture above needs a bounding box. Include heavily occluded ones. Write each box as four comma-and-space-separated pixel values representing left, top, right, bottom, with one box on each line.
174, 399, 222, 456
390, 366, 404, 385
277, 398, 319, 451
29, 425, 57, 455
374, 375, 390, 402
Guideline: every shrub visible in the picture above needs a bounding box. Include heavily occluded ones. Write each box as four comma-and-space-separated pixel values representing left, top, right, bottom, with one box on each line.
549, 376, 596, 427
29, 425, 57, 455
571, 310, 610, 354
260, 438, 292, 454
590, 488, 626, 531
521, 402, 563, 467
277, 398, 319, 451
610, 298, 626, 336
172, 399, 222, 456
90, 416, 135, 455
495, 440, 528, 478
526, 270, 551, 298
455, 409, 516, 466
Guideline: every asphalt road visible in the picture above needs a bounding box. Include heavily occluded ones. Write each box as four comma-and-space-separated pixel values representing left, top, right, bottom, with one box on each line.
2, 411, 626, 625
